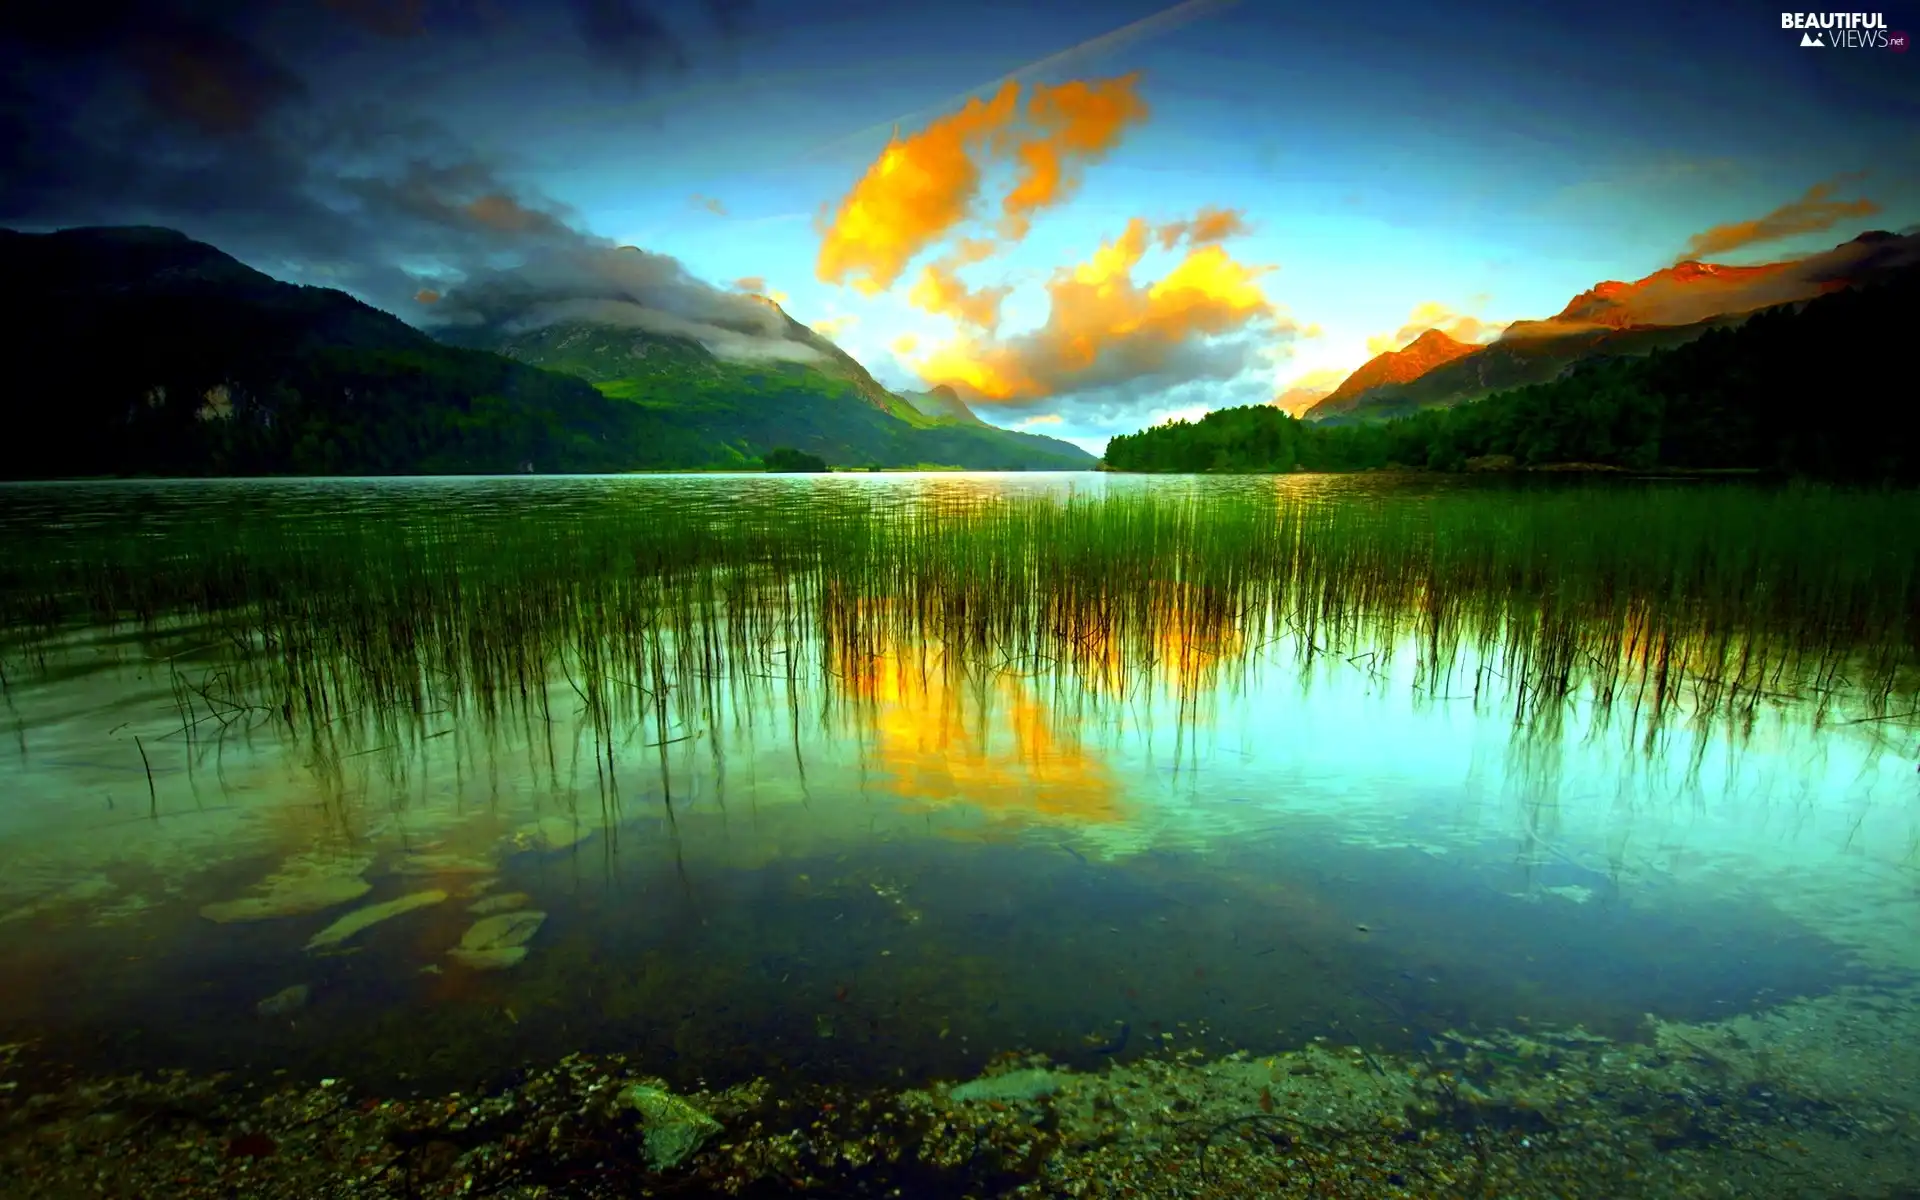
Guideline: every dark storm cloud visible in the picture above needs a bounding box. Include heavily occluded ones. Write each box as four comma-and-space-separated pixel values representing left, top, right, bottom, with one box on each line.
1, 2, 306, 136
324, 0, 431, 39
573, 0, 689, 74
566, 0, 762, 77
0, 0, 759, 314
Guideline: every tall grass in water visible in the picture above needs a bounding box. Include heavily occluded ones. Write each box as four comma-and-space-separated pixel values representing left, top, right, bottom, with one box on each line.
0, 483, 1914, 783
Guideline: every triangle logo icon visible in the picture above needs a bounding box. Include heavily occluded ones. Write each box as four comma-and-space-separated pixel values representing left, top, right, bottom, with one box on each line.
1800, 30, 1824, 45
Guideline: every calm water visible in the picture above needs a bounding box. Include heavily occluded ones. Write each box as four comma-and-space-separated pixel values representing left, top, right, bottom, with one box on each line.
0, 473, 1915, 1114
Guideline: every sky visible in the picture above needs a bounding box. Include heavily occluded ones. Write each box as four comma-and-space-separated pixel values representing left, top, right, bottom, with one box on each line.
3, 0, 1917, 454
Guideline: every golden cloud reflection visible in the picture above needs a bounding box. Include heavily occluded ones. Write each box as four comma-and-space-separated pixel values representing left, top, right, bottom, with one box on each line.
846, 648, 1126, 829
832, 586, 1248, 828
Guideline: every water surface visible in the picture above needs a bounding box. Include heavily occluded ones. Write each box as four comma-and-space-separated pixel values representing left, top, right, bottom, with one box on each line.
1, 472, 1915, 1112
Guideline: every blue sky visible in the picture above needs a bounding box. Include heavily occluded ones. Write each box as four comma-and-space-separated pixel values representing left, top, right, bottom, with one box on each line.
5, 0, 1916, 452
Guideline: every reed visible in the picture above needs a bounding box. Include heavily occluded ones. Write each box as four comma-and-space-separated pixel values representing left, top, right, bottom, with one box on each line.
0, 481, 1914, 777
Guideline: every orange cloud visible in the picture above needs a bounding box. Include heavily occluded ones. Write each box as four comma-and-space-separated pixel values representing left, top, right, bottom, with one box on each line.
811, 314, 858, 338
908, 216, 1284, 403
414, 288, 441, 305
908, 237, 1010, 330
890, 333, 921, 356
1000, 74, 1150, 239
1365, 301, 1504, 355
815, 75, 1149, 295
1679, 178, 1879, 261
1156, 206, 1251, 250
820, 75, 1296, 405
815, 82, 1022, 294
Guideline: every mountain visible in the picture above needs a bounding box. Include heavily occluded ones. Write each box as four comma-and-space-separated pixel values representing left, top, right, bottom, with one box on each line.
1540, 258, 1801, 330
0, 226, 674, 477
1106, 262, 1920, 482
1305, 231, 1920, 425
734, 289, 901, 412
895, 384, 987, 425
1302, 329, 1476, 420
438, 316, 1092, 470
0, 226, 1095, 478
1306, 317, 1752, 425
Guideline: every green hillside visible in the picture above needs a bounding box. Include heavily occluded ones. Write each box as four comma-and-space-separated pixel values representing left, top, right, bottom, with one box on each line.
441, 319, 1094, 470
0, 226, 674, 478
0, 226, 1094, 477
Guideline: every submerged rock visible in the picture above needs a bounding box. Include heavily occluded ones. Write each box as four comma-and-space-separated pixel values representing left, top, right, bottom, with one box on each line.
619, 1084, 722, 1169
395, 852, 497, 876
510, 816, 594, 852
950, 1068, 1062, 1103
467, 891, 530, 915
447, 910, 546, 970
256, 984, 310, 1017
200, 854, 375, 923
305, 889, 448, 951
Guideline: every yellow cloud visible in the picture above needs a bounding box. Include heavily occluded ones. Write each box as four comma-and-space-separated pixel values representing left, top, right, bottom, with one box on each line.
815, 82, 1022, 295
815, 75, 1149, 294
907, 237, 1010, 330
1155, 206, 1251, 250
905, 216, 1284, 404
819, 73, 1300, 406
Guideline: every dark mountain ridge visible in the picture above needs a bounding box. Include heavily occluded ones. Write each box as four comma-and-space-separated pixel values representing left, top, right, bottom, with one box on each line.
1106, 260, 1920, 483
0, 226, 1093, 477
1304, 230, 1920, 425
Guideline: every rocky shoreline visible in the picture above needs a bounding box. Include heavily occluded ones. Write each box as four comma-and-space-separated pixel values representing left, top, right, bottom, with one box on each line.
6, 995, 1917, 1199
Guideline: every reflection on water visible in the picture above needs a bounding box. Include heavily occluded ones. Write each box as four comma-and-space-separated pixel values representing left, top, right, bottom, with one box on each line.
0, 473, 1917, 1194
853, 648, 1126, 829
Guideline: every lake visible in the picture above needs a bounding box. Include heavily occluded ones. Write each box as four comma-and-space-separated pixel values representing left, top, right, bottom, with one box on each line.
1, 472, 1916, 1198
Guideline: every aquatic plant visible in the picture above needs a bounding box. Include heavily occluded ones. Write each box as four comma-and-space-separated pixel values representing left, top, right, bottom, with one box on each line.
0, 480, 1914, 793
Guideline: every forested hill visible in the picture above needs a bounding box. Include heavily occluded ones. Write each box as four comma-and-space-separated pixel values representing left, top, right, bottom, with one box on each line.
0, 226, 1094, 477
1104, 265, 1919, 484
0, 226, 714, 477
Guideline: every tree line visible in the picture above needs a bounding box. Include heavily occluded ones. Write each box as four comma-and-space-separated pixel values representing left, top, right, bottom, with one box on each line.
1104, 268, 1918, 484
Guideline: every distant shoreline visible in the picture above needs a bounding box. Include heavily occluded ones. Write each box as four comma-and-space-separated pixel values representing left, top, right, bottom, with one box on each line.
1094, 461, 1772, 479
